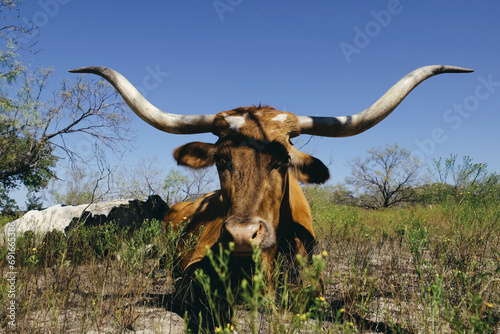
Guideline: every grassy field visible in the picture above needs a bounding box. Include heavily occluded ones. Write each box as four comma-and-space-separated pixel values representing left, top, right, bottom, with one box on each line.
1, 194, 499, 333
311, 198, 500, 333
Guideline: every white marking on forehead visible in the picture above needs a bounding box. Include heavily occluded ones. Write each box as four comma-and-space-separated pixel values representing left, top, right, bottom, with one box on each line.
225, 114, 247, 131
272, 114, 288, 123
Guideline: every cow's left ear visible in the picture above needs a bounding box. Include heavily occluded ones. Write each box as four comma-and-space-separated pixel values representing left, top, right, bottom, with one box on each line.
289, 147, 330, 184
173, 142, 216, 169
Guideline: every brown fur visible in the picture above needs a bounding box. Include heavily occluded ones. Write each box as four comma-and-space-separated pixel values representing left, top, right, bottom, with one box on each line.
165, 107, 328, 329
166, 107, 328, 271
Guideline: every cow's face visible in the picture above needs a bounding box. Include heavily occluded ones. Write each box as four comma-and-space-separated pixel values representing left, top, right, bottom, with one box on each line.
173, 106, 329, 255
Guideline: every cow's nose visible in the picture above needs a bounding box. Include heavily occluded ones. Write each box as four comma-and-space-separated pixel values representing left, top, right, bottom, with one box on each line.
222, 219, 265, 254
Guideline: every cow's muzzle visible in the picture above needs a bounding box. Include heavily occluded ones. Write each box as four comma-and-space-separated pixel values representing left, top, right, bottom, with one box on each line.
220, 217, 275, 255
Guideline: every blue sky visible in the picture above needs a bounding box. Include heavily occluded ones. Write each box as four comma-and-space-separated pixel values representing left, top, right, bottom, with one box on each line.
13, 1, 500, 199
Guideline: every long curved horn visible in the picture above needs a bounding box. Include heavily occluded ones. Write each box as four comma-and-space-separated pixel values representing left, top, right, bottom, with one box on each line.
297, 65, 473, 137
69, 67, 215, 134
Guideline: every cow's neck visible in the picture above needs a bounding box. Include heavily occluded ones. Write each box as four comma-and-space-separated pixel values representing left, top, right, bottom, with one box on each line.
277, 170, 315, 249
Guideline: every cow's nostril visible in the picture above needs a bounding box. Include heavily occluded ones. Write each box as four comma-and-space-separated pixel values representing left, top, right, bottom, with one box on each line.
251, 223, 263, 241
223, 220, 266, 253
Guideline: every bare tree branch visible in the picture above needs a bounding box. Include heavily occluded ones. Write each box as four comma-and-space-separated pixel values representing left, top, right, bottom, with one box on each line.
345, 143, 422, 209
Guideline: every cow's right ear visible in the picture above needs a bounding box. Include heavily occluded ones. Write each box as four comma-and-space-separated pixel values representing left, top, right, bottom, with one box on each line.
173, 142, 216, 169
289, 146, 330, 184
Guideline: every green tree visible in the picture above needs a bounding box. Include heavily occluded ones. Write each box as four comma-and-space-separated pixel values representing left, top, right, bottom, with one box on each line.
25, 191, 43, 210
0, 0, 36, 82
0, 67, 131, 211
0, 1, 132, 212
302, 183, 356, 207
163, 168, 216, 206
48, 166, 105, 206
111, 157, 166, 202
345, 143, 422, 209
429, 154, 499, 203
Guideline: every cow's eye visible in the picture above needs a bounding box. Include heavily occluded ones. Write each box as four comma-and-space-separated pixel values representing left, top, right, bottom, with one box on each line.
214, 154, 225, 164
215, 154, 232, 170
269, 159, 289, 170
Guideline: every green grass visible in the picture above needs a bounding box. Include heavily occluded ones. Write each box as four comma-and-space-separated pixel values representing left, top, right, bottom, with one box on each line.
1, 197, 499, 333
311, 199, 500, 333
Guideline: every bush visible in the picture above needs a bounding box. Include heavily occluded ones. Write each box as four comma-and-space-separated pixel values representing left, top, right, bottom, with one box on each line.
428, 154, 500, 205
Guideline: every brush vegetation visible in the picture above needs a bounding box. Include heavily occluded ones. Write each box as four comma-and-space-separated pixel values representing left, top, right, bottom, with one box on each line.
1, 168, 500, 333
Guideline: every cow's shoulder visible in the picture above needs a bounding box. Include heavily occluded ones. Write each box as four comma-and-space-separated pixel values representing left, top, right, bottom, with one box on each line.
165, 191, 225, 270
164, 201, 192, 227
164, 191, 223, 227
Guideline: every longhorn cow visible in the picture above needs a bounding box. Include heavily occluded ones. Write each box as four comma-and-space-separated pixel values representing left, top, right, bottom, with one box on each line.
70, 64, 473, 327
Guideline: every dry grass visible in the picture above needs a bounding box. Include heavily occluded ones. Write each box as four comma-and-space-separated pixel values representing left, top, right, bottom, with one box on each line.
1, 199, 499, 333
314, 202, 500, 333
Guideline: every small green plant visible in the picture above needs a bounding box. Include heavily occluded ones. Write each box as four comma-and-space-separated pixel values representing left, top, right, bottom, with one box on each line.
120, 219, 162, 274
159, 219, 201, 275
404, 218, 429, 279
64, 221, 126, 264
239, 243, 267, 334
293, 253, 326, 313
194, 242, 237, 331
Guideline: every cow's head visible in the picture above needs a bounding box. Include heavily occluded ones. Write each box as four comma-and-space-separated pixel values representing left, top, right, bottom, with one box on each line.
69, 65, 473, 254
172, 106, 329, 254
